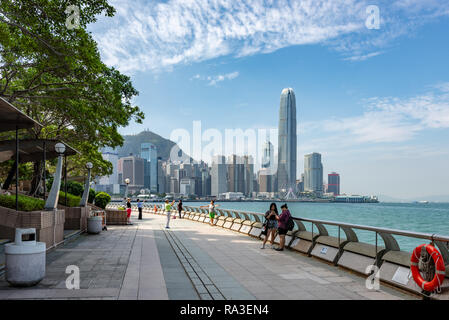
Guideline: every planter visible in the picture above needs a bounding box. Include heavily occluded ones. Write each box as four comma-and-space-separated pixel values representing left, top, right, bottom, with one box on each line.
0, 206, 65, 249
64, 207, 90, 232
105, 209, 127, 225
87, 216, 102, 234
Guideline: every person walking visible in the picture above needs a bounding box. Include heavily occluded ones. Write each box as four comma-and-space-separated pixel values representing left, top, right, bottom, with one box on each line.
126, 198, 132, 225
201, 200, 220, 225
137, 199, 143, 220
276, 204, 291, 251
177, 199, 183, 219
261, 203, 279, 249
165, 199, 175, 229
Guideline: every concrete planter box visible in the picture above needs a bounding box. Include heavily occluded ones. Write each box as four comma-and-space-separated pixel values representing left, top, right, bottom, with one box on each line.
0, 206, 65, 249
105, 209, 127, 225
64, 207, 90, 232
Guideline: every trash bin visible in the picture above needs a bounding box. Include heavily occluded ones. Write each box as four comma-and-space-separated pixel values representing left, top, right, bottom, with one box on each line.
4, 228, 46, 287
87, 216, 103, 234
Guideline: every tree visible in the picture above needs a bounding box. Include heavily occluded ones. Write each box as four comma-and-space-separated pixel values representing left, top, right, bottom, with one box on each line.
0, 0, 144, 195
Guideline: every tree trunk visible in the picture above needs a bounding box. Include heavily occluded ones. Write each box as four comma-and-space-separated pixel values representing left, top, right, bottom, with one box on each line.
29, 160, 43, 197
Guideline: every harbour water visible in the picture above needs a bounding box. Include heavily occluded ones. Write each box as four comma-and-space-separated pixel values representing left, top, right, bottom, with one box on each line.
145, 201, 449, 252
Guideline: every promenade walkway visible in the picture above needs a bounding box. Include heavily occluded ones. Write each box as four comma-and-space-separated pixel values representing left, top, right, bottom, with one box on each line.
0, 211, 416, 300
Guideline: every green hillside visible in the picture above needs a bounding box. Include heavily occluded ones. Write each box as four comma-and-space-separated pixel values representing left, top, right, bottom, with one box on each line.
116, 130, 191, 161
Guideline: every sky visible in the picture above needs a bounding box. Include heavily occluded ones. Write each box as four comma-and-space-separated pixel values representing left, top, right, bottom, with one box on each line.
88, 0, 449, 200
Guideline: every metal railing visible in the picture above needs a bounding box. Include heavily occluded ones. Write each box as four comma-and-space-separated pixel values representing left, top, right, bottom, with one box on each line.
105, 203, 449, 266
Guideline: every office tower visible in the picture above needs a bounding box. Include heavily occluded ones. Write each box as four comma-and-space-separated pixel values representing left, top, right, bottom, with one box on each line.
169, 177, 179, 194
157, 160, 166, 193
304, 153, 323, 195
96, 148, 120, 194
277, 88, 297, 192
262, 141, 274, 169
328, 172, 340, 195
141, 143, 158, 192
201, 169, 211, 197
118, 155, 145, 194
297, 173, 305, 192
211, 155, 227, 196
243, 155, 254, 196
99, 148, 119, 185
227, 155, 245, 193
180, 178, 196, 196
258, 168, 272, 192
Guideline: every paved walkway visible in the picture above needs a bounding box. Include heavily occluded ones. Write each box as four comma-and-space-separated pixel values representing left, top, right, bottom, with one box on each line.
0, 211, 416, 300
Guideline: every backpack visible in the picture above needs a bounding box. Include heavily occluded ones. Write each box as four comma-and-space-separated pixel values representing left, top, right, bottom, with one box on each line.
286, 214, 294, 231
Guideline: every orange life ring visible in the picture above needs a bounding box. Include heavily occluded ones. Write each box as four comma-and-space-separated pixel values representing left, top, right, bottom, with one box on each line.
410, 244, 446, 292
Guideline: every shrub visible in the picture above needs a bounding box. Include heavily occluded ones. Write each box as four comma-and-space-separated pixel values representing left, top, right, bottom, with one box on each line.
62, 181, 84, 197
0, 194, 45, 212
58, 191, 81, 207
88, 188, 96, 203
94, 192, 111, 209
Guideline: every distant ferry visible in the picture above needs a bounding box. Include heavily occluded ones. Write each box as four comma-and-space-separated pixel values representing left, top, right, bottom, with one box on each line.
414, 200, 429, 204
334, 195, 379, 203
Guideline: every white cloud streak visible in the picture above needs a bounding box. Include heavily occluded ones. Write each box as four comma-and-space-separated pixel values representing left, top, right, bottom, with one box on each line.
306, 83, 449, 145
89, 1, 449, 73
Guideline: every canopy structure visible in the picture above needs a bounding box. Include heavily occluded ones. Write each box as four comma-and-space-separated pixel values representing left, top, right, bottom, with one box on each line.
0, 98, 83, 209
0, 139, 79, 163
0, 97, 42, 132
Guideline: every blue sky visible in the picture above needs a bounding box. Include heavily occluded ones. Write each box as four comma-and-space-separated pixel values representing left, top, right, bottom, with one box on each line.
89, 0, 449, 199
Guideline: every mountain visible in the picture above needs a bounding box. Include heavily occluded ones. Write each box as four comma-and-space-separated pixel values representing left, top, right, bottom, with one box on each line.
115, 130, 191, 162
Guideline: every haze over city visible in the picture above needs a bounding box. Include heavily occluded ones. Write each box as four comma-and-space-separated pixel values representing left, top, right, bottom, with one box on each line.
89, 1, 449, 200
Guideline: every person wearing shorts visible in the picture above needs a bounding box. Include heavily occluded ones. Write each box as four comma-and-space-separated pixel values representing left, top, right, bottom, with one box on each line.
261, 203, 279, 249
200, 200, 220, 225
276, 204, 291, 251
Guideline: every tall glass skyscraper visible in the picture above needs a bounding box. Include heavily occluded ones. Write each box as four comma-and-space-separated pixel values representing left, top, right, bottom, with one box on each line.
277, 88, 297, 192
141, 143, 158, 192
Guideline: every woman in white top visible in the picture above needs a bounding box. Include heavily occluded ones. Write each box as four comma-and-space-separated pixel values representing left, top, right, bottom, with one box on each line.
200, 200, 220, 225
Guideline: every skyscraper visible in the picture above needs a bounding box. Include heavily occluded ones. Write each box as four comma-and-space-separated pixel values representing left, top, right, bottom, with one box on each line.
304, 153, 323, 195
328, 172, 340, 195
277, 88, 297, 193
211, 155, 227, 196
141, 143, 158, 192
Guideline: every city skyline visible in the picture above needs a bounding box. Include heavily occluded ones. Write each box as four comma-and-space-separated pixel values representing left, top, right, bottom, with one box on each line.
88, 1, 449, 200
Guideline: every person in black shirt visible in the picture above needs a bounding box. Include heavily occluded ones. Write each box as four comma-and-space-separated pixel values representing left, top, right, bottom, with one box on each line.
261, 203, 279, 249
177, 200, 183, 218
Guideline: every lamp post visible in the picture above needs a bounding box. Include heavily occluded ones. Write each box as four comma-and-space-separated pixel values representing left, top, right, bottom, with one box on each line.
80, 162, 93, 207
44, 143, 65, 210
124, 178, 130, 200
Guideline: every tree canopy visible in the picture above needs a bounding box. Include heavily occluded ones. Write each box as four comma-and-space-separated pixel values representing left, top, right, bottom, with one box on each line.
0, 0, 144, 193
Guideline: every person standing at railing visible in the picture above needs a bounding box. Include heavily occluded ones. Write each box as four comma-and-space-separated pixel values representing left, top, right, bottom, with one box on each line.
126, 198, 132, 225
261, 203, 279, 249
165, 199, 175, 229
177, 199, 183, 219
276, 204, 291, 251
200, 200, 220, 225
137, 199, 143, 220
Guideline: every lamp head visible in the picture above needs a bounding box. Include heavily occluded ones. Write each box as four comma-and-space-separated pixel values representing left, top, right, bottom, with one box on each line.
125, 178, 130, 184
86, 162, 93, 169
55, 142, 66, 154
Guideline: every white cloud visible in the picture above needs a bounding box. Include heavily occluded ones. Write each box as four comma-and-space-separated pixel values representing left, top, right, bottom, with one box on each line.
89, 1, 449, 73
306, 83, 449, 146
192, 71, 240, 86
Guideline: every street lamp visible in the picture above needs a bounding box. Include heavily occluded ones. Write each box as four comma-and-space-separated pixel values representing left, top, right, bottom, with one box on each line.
44, 142, 66, 210
55, 142, 66, 154
124, 178, 130, 199
80, 161, 93, 207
